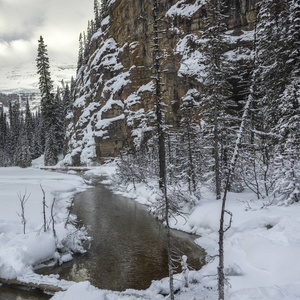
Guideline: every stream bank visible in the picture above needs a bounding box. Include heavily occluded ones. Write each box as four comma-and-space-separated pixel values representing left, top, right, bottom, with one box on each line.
38, 176, 205, 291
1, 173, 205, 299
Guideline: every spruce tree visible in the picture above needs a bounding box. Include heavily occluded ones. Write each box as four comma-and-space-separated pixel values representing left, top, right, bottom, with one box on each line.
36, 35, 58, 166
100, 0, 109, 20
94, 0, 101, 30
63, 83, 72, 118
9, 102, 22, 164
54, 87, 65, 154
32, 110, 44, 159
77, 33, 84, 74
0, 111, 9, 166
200, 0, 232, 200
44, 126, 58, 166
24, 100, 33, 154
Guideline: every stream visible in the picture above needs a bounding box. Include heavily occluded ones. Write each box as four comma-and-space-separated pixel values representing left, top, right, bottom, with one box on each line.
0, 176, 205, 299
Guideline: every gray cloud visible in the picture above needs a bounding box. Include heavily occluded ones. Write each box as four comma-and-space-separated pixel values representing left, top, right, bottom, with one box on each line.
0, 0, 93, 67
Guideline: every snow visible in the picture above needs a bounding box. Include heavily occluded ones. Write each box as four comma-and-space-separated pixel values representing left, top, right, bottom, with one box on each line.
0, 161, 88, 283
1, 162, 300, 299
0, 61, 76, 94
55, 165, 300, 300
166, 0, 206, 18
175, 34, 207, 82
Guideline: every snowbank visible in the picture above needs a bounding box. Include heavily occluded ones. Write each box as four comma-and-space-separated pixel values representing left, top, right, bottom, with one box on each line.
1, 163, 299, 299
63, 164, 300, 300
0, 165, 88, 282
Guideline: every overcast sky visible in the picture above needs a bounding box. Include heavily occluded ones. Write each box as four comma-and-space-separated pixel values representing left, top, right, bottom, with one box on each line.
0, 0, 94, 68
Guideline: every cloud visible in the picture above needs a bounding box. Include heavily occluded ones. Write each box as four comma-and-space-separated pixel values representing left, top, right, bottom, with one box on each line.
0, 0, 94, 67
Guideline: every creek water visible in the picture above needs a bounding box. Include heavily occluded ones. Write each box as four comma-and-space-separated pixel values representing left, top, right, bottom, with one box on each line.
0, 177, 205, 299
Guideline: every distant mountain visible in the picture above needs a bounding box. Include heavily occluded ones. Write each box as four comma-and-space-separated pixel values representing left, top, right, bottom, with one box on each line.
0, 61, 76, 114
0, 61, 76, 94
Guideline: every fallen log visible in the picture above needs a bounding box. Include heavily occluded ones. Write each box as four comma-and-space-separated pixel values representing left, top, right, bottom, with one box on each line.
0, 273, 74, 294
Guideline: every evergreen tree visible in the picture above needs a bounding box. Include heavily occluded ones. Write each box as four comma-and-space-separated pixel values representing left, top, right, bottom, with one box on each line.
24, 100, 33, 154
36, 35, 58, 165
272, 78, 300, 205
70, 76, 76, 101
63, 83, 72, 118
9, 101, 22, 164
53, 87, 65, 154
0, 111, 9, 166
100, 0, 109, 20
31, 110, 44, 159
44, 126, 58, 166
200, 0, 232, 200
256, 0, 290, 128
77, 33, 84, 73
94, 0, 101, 30
14, 134, 32, 168
175, 89, 202, 194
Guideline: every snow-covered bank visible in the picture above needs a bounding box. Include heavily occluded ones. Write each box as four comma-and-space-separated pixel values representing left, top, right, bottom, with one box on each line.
50, 164, 300, 300
1, 163, 300, 299
0, 165, 89, 284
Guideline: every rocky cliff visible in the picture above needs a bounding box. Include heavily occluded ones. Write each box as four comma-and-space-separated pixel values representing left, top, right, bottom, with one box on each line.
64, 0, 257, 166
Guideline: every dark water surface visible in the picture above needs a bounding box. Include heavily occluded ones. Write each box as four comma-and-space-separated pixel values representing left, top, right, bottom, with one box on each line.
0, 284, 51, 300
1, 178, 205, 298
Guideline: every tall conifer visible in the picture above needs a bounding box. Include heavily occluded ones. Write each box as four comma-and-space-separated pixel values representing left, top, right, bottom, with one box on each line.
36, 35, 57, 165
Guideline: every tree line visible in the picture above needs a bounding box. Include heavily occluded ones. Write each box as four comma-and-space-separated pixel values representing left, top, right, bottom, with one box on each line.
77, 0, 108, 73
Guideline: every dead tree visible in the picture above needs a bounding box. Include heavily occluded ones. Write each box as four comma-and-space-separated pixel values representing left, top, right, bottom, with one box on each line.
218, 16, 257, 299
51, 198, 56, 238
40, 184, 48, 232
152, 0, 174, 298
17, 190, 30, 234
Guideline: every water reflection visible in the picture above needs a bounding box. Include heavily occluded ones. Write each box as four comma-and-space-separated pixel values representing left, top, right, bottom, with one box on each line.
39, 181, 205, 291
0, 284, 50, 300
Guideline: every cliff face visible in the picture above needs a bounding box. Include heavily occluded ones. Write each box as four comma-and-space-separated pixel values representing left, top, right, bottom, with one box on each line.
64, 0, 257, 166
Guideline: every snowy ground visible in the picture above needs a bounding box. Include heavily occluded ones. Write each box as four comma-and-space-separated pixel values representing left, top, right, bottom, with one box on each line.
1, 161, 300, 299
0, 158, 89, 289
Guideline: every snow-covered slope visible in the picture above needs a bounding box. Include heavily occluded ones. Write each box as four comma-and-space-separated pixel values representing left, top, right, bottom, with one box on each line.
0, 61, 76, 94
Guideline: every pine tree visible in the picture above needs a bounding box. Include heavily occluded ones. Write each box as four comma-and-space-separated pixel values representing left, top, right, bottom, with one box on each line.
272, 78, 300, 205
200, 0, 232, 200
14, 134, 32, 168
77, 33, 84, 74
24, 100, 33, 154
100, 0, 109, 20
94, 0, 101, 30
63, 83, 72, 118
9, 101, 22, 164
256, 0, 290, 128
0, 111, 9, 166
54, 87, 65, 154
44, 126, 58, 166
176, 89, 202, 194
31, 110, 44, 159
36, 35, 58, 165
70, 76, 76, 101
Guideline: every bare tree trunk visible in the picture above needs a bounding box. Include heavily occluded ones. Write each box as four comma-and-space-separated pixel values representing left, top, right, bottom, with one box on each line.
152, 0, 174, 298
40, 184, 47, 232
218, 65, 255, 300
186, 122, 196, 193
51, 198, 56, 238
214, 104, 221, 200
18, 190, 29, 234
